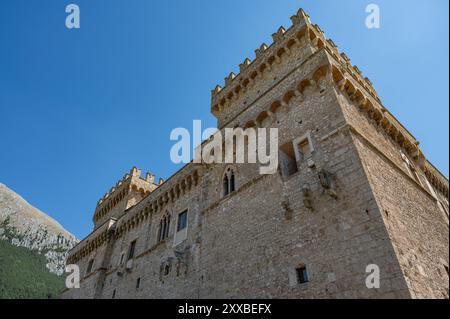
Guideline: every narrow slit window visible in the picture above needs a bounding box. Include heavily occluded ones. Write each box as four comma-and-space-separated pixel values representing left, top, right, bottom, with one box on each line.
136, 278, 141, 289
223, 176, 229, 196
162, 221, 167, 240
230, 173, 235, 193
128, 240, 136, 261
164, 265, 170, 276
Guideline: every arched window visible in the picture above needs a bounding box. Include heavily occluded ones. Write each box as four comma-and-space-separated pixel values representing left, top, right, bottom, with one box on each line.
157, 213, 171, 243
223, 168, 236, 197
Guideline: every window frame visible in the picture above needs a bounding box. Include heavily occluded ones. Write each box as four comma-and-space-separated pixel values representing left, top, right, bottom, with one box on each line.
296, 266, 309, 284
177, 210, 188, 232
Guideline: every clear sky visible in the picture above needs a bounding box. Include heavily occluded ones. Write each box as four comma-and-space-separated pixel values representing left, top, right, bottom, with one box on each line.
0, 0, 448, 239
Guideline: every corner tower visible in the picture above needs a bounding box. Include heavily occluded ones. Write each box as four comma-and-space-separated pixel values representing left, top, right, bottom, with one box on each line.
93, 167, 159, 229
207, 7, 448, 298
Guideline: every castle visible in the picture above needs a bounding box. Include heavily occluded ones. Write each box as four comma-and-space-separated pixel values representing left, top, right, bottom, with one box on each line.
62, 9, 449, 299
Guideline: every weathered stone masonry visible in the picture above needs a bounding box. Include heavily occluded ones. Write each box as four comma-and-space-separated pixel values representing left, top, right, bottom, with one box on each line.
62, 9, 449, 299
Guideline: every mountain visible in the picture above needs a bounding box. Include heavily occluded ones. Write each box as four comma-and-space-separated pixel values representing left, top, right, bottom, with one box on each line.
0, 239, 67, 298
0, 183, 78, 298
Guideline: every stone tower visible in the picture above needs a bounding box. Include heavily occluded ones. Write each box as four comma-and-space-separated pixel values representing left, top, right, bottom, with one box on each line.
63, 9, 449, 299
92, 167, 159, 229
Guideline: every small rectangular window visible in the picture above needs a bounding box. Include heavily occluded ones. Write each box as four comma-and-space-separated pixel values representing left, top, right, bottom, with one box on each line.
177, 210, 188, 232
296, 266, 309, 284
128, 240, 136, 261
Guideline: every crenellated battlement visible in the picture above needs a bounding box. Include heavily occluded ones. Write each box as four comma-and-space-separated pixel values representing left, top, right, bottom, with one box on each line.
97, 172, 130, 206
210, 8, 380, 119
92, 167, 159, 227
97, 167, 155, 205
210, 9, 310, 110
68, 166, 201, 265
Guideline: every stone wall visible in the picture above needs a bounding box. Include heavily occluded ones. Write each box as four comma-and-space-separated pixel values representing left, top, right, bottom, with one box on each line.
335, 67, 449, 299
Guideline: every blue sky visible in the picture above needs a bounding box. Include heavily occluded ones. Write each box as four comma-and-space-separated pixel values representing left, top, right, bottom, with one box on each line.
0, 0, 448, 239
